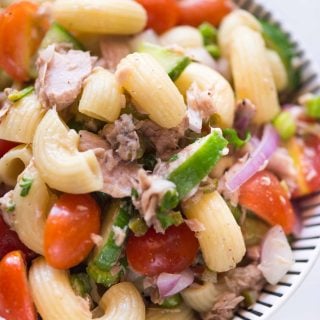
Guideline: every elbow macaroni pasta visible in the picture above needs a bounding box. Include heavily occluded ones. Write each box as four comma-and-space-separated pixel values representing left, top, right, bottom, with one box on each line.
29, 257, 146, 320
160, 26, 203, 49
116, 53, 186, 128
53, 0, 147, 35
230, 26, 280, 124
33, 109, 103, 194
218, 9, 262, 58
183, 191, 245, 272
0, 145, 32, 187
0, 93, 45, 144
79, 67, 124, 122
175, 62, 235, 128
13, 162, 54, 254
266, 49, 289, 92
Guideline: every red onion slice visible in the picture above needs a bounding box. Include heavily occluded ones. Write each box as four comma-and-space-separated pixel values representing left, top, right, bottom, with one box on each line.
156, 269, 194, 298
225, 124, 279, 192
258, 225, 294, 285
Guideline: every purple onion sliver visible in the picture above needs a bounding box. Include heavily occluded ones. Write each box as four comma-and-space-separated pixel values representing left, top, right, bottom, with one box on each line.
225, 125, 280, 192
157, 269, 194, 298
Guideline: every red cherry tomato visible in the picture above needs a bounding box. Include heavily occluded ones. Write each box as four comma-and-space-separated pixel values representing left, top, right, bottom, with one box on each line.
0, 251, 37, 320
239, 170, 297, 234
177, 0, 234, 27
0, 1, 48, 81
0, 140, 18, 158
126, 223, 199, 276
44, 194, 101, 269
135, 0, 179, 34
0, 215, 36, 262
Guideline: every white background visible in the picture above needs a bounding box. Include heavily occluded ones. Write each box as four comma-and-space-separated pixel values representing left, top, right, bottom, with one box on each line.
261, 1, 320, 319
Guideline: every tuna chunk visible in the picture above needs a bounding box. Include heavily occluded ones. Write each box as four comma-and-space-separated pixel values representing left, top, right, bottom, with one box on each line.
133, 169, 176, 232
100, 36, 130, 72
201, 293, 244, 320
79, 131, 140, 198
98, 149, 140, 198
36, 45, 95, 110
101, 114, 140, 161
137, 118, 188, 160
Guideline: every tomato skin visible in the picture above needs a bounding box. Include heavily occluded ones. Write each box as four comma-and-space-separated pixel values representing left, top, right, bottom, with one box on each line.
126, 223, 199, 276
239, 170, 297, 234
0, 139, 18, 157
177, 0, 234, 27
0, 251, 37, 320
0, 215, 36, 262
0, 1, 48, 81
44, 194, 101, 269
135, 0, 179, 34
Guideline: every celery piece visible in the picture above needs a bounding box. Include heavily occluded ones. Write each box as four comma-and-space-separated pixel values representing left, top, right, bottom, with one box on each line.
306, 96, 320, 119
157, 211, 184, 230
70, 273, 91, 297
91, 201, 131, 270
168, 130, 228, 199
87, 262, 120, 287
138, 42, 191, 81
205, 44, 221, 59
222, 128, 251, 149
198, 22, 218, 45
8, 86, 34, 102
160, 294, 182, 308
241, 216, 269, 246
273, 111, 296, 140
128, 216, 148, 236
40, 22, 84, 50
241, 290, 258, 307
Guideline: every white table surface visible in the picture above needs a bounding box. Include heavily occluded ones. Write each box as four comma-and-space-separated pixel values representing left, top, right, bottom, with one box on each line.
261, 1, 320, 319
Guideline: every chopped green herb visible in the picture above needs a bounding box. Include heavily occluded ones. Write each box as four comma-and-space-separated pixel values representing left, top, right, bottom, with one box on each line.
19, 177, 33, 197
205, 44, 221, 59
160, 294, 182, 308
222, 128, 251, 149
131, 188, 139, 200
273, 111, 296, 140
168, 154, 179, 162
305, 96, 320, 119
129, 216, 148, 236
8, 86, 34, 102
6, 200, 16, 213
70, 273, 92, 297
198, 22, 218, 45
157, 211, 184, 230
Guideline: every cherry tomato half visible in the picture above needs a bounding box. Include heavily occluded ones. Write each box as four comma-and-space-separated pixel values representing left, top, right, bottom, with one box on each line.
0, 215, 36, 262
126, 223, 199, 276
0, 251, 37, 320
239, 170, 297, 234
44, 193, 101, 269
136, 0, 179, 34
0, 1, 48, 81
177, 0, 234, 27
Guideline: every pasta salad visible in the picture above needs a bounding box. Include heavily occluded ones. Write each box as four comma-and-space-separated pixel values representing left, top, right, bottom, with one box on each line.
0, 0, 318, 319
